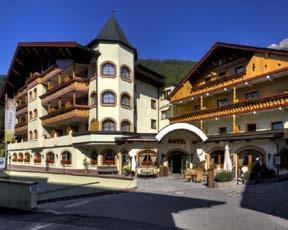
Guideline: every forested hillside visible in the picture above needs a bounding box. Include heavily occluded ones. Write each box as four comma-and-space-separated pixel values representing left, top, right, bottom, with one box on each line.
137, 59, 195, 86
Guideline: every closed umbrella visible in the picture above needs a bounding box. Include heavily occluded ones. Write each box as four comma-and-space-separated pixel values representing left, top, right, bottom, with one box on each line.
224, 145, 232, 171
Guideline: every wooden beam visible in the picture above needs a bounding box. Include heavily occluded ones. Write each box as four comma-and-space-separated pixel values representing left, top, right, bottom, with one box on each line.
15, 58, 24, 66
65, 48, 72, 57
12, 68, 20, 76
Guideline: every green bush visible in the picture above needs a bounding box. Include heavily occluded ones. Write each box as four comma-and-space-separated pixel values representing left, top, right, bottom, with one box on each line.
244, 171, 250, 181
215, 171, 234, 182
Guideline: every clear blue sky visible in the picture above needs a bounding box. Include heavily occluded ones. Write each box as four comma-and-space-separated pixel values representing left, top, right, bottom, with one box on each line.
0, 0, 287, 74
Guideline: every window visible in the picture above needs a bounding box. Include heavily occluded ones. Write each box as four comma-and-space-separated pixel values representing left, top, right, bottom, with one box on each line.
151, 119, 156, 129
168, 139, 186, 144
29, 91, 33, 100
160, 90, 171, 100
210, 150, 224, 165
61, 151, 72, 165
102, 119, 116, 131
46, 152, 55, 164
34, 153, 41, 163
247, 123, 256, 132
33, 88, 37, 97
161, 110, 168, 119
219, 127, 227, 134
102, 91, 115, 105
219, 71, 226, 77
24, 153, 30, 162
102, 63, 115, 76
29, 131, 33, 140
271, 121, 283, 130
90, 92, 97, 106
204, 76, 211, 83
120, 66, 131, 80
151, 99, 156, 109
121, 121, 131, 132
245, 91, 259, 100
121, 94, 130, 107
18, 153, 23, 162
29, 111, 33, 120
34, 130, 38, 139
12, 153, 17, 162
235, 65, 244, 74
217, 98, 228, 107
194, 105, 200, 111
102, 149, 115, 165
34, 109, 38, 118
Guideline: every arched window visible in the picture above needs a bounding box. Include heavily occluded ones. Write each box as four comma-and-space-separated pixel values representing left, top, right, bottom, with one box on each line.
102, 63, 115, 76
34, 109, 38, 118
121, 94, 130, 107
210, 150, 224, 169
238, 149, 264, 167
29, 111, 33, 120
138, 150, 157, 167
46, 152, 55, 164
121, 121, 131, 132
120, 66, 131, 80
29, 91, 33, 100
24, 153, 30, 163
102, 91, 115, 105
61, 151, 72, 165
34, 153, 41, 163
90, 91, 97, 106
29, 131, 33, 140
12, 153, 17, 162
102, 119, 116, 131
34, 130, 38, 139
33, 88, 37, 97
90, 151, 98, 165
102, 149, 115, 165
18, 153, 23, 162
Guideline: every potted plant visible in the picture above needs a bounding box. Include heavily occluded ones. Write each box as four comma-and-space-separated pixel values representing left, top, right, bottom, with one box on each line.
214, 171, 235, 188
122, 163, 131, 176
83, 157, 90, 174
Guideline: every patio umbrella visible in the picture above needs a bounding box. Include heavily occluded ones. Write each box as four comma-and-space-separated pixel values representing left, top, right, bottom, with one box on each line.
223, 145, 233, 171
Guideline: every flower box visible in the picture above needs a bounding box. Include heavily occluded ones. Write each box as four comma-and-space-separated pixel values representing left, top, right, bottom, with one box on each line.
12, 159, 17, 162
34, 159, 41, 164
61, 160, 71, 165
90, 159, 97, 165
46, 159, 55, 164
103, 160, 115, 166
17, 159, 23, 162
24, 159, 30, 163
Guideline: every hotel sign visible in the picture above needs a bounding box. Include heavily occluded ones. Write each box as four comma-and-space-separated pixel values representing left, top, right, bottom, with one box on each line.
5, 98, 16, 142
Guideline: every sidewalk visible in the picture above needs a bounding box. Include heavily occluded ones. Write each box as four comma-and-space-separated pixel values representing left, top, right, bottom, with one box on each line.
6, 171, 136, 202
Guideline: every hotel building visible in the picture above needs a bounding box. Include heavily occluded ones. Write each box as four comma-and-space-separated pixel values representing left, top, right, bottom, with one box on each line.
3, 16, 288, 175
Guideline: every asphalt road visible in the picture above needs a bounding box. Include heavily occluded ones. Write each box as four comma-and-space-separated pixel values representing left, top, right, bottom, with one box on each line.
0, 178, 288, 230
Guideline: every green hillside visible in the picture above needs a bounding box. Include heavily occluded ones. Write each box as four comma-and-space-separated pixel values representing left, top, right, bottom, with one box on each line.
137, 59, 195, 86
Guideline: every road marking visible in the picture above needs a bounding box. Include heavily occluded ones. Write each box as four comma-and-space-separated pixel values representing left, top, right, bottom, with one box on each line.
65, 199, 93, 208
30, 223, 54, 230
41, 209, 62, 215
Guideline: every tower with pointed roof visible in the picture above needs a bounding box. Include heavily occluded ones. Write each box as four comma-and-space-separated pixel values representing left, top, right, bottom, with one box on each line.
87, 15, 136, 132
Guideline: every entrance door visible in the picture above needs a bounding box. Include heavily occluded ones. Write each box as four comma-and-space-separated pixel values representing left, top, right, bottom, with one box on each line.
172, 154, 182, 173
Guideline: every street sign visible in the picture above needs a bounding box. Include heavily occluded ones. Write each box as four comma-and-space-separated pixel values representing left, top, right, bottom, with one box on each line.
0, 157, 6, 169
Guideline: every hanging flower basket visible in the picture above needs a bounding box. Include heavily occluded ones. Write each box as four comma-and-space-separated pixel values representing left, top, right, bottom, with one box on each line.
61, 160, 71, 165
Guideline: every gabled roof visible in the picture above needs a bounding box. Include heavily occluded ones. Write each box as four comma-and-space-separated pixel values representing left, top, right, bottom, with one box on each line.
87, 16, 137, 59
135, 64, 165, 87
169, 42, 288, 99
1, 42, 96, 99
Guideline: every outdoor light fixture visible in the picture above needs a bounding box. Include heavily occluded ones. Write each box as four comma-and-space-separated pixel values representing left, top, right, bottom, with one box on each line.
206, 93, 210, 96
224, 87, 227, 91
253, 111, 257, 114
279, 107, 283, 111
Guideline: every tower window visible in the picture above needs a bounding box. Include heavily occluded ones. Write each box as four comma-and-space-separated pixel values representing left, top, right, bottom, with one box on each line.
102, 63, 115, 76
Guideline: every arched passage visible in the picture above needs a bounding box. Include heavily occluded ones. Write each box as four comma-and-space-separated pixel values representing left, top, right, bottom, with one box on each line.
155, 123, 208, 142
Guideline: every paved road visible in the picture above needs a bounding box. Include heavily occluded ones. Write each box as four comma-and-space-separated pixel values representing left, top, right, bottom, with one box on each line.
0, 177, 288, 229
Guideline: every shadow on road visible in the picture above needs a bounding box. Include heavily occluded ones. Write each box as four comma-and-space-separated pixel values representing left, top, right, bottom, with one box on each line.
240, 181, 288, 220
0, 190, 225, 229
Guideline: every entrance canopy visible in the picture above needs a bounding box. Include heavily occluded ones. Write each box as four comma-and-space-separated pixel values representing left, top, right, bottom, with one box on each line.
155, 123, 208, 142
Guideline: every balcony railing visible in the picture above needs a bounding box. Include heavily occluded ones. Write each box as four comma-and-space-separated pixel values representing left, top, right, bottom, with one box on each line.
41, 105, 89, 126
15, 121, 28, 134
170, 92, 288, 123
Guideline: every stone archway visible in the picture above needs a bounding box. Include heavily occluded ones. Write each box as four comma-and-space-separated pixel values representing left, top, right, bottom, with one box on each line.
236, 146, 266, 168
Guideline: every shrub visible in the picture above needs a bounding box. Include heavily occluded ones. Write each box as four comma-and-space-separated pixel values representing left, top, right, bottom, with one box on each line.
244, 171, 250, 181
215, 171, 234, 182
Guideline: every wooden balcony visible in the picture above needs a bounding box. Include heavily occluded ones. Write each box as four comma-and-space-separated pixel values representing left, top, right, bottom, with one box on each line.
41, 105, 89, 127
170, 92, 288, 123
15, 122, 28, 135
40, 78, 89, 104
